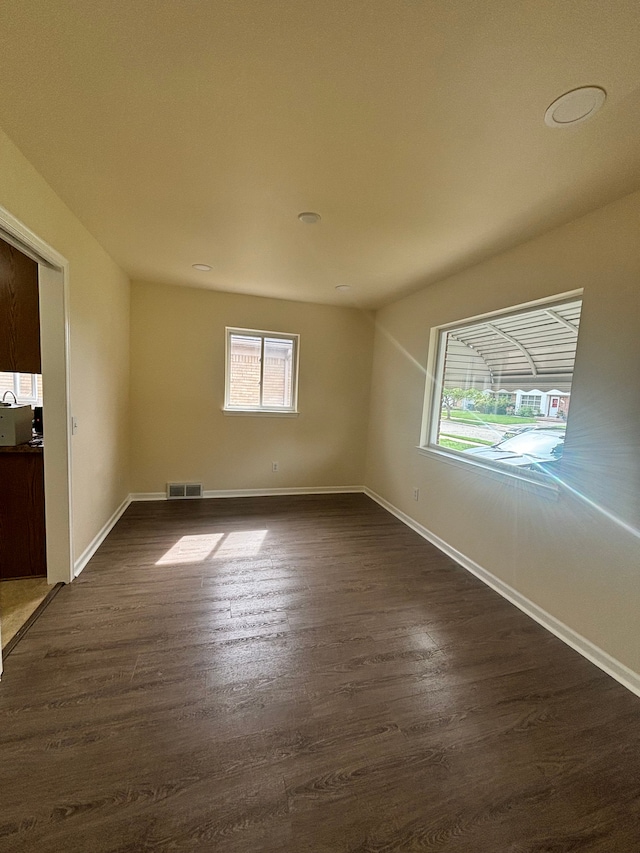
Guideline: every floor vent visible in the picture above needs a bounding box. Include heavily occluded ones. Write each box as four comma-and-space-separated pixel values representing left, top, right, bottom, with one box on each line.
166, 483, 203, 499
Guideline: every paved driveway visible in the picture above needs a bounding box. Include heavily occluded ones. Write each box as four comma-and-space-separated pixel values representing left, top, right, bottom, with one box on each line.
438, 418, 511, 443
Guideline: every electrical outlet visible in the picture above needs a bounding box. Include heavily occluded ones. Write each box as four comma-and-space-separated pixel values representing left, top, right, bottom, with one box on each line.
413, 487, 419, 501
272, 461, 279, 472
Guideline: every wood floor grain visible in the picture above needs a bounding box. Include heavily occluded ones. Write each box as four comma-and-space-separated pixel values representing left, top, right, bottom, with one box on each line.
1, 494, 639, 852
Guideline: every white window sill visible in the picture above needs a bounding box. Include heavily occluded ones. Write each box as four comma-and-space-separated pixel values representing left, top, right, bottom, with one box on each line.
416, 445, 560, 500
222, 408, 299, 418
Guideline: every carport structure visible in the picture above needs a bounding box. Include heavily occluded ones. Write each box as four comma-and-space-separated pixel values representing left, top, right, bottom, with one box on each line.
442, 297, 582, 415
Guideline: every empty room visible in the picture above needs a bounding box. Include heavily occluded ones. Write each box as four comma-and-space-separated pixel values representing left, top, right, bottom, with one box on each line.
0, 2, 639, 851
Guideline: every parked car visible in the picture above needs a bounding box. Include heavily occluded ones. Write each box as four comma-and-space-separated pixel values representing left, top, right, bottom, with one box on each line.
501, 423, 537, 439
463, 429, 565, 472
501, 422, 566, 439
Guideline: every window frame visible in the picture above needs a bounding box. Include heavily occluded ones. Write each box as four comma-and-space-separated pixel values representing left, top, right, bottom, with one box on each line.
223, 327, 300, 415
419, 291, 582, 492
518, 394, 542, 412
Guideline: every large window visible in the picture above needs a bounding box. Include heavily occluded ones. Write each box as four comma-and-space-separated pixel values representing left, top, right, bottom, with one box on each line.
0, 372, 42, 405
518, 394, 542, 413
224, 328, 299, 413
421, 294, 582, 480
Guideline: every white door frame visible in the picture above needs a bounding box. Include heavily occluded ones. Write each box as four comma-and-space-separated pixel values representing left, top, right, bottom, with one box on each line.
0, 205, 73, 587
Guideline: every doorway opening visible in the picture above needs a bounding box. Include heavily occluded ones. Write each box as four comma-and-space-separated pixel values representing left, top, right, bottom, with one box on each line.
0, 205, 73, 663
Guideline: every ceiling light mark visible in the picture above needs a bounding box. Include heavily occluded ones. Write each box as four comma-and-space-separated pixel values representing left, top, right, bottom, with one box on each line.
544, 87, 606, 128
298, 212, 321, 224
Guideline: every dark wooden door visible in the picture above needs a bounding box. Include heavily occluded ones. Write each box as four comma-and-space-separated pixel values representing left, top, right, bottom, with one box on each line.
0, 236, 41, 374
0, 452, 46, 579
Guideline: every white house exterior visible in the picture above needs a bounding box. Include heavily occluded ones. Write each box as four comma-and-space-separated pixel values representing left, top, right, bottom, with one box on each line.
508, 389, 570, 418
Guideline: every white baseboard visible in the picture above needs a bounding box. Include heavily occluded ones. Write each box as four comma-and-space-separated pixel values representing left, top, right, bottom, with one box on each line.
130, 485, 365, 502
129, 492, 168, 501
364, 488, 640, 698
73, 495, 132, 577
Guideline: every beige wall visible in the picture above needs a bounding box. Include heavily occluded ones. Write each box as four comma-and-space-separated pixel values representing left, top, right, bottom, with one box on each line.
130, 281, 373, 493
366, 189, 640, 674
0, 129, 130, 563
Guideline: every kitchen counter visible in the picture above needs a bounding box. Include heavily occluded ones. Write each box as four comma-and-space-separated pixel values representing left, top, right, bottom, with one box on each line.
0, 440, 43, 454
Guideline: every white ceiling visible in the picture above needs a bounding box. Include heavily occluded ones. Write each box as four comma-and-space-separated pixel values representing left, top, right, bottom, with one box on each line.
1, 1, 639, 308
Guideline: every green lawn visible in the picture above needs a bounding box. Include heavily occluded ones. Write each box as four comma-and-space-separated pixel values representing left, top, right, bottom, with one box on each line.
446, 411, 536, 425
438, 438, 476, 452
439, 433, 495, 446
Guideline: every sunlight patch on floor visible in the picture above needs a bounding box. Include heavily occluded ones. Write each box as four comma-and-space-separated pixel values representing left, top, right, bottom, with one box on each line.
156, 530, 268, 565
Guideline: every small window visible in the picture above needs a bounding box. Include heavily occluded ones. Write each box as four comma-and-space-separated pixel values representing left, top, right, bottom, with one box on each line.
0, 372, 42, 405
421, 295, 582, 480
224, 328, 299, 413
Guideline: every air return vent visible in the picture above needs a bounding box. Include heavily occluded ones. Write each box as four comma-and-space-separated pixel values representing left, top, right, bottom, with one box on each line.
166, 483, 203, 499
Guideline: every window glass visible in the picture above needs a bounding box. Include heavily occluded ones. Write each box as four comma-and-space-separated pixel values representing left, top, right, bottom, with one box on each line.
228, 334, 261, 408
423, 296, 581, 478
225, 329, 298, 412
262, 337, 294, 408
0, 372, 13, 398
18, 373, 33, 398
484, 432, 564, 458
0, 371, 42, 405
519, 394, 542, 413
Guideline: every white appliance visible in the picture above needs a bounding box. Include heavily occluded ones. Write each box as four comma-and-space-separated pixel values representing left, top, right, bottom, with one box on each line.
0, 403, 32, 445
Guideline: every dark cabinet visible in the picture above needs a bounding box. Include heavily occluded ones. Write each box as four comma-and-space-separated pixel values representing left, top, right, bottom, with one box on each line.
0, 236, 41, 374
0, 449, 46, 579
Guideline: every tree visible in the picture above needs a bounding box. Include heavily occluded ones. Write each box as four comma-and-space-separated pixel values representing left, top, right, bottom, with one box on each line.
441, 387, 479, 419
474, 390, 495, 414
474, 391, 512, 415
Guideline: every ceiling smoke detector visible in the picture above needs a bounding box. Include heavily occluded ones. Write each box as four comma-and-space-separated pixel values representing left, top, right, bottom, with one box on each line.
298, 211, 321, 224
544, 86, 606, 128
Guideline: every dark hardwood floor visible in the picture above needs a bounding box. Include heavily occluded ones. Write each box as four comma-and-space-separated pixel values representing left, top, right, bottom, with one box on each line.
1, 494, 639, 852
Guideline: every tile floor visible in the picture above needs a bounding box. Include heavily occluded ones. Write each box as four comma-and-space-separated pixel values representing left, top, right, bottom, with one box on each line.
0, 577, 53, 649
